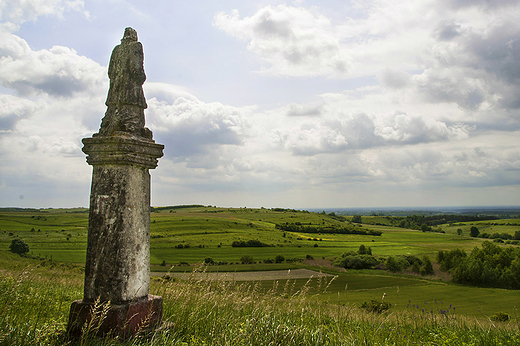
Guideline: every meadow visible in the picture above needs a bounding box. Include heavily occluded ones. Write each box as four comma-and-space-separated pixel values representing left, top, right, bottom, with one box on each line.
0, 206, 489, 264
0, 252, 518, 345
1, 206, 519, 344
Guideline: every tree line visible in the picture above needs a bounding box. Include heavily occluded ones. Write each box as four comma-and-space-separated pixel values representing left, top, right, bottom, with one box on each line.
276, 223, 382, 236
437, 241, 520, 289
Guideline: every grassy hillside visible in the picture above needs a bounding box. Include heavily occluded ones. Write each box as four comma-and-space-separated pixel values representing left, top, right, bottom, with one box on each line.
2, 206, 519, 319
1, 206, 492, 265
0, 258, 518, 345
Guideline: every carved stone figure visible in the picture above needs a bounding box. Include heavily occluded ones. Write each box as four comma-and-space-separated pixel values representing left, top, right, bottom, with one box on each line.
98, 27, 151, 139
67, 27, 163, 338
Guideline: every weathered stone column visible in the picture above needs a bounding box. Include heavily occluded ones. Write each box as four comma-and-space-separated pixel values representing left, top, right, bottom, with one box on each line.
67, 27, 164, 338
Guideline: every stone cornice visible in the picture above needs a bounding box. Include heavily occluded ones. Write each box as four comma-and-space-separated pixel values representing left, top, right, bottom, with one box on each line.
82, 135, 164, 169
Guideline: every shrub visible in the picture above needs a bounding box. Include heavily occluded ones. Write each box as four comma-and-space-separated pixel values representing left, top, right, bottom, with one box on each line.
336, 253, 379, 269
275, 254, 285, 263
385, 256, 400, 272
420, 256, 434, 276
204, 257, 214, 265
240, 255, 254, 264
358, 244, 372, 255
9, 238, 29, 255
360, 299, 391, 314
232, 240, 270, 247
491, 312, 510, 322
403, 254, 422, 267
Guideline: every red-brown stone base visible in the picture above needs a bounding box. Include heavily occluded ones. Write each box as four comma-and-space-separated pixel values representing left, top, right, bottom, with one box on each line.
67, 295, 162, 339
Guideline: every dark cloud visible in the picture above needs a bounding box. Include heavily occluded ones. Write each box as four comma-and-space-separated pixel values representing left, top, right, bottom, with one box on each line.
418, 20, 520, 111
8, 76, 89, 97
465, 25, 520, 84
253, 10, 293, 38
148, 97, 247, 160
286, 102, 322, 116
444, 0, 519, 10
415, 70, 486, 110
379, 69, 410, 89
434, 21, 462, 41
340, 113, 381, 149
0, 95, 33, 131
0, 114, 18, 130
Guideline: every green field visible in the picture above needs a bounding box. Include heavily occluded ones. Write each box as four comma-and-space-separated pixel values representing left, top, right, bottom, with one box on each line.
0, 206, 491, 264
1, 206, 519, 319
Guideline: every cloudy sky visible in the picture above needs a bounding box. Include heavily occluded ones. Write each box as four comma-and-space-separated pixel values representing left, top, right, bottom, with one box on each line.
1, 0, 519, 209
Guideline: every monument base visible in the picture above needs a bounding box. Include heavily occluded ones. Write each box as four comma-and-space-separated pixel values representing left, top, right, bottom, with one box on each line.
67, 295, 163, 339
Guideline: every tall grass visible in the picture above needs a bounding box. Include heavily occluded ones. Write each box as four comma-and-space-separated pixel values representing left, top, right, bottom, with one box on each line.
0, 265, 518, 345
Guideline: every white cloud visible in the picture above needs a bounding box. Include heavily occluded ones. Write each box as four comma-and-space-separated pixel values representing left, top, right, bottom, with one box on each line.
213, 5, 353, 77
0, 94, 35, 130
1, 0, 519, 208
146, 91, 250, 161
276, 122, 348, 156
0, 0, 86, 25
0, 36, 105, 97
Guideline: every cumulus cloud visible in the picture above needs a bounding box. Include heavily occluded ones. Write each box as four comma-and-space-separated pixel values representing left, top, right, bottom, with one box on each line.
286, 102, 323, 117
0, 0, 86, 25
146, 93, 249, 161
412, 13, 520, 112
275, 122, 348, 156
374, 112, 472, 143
433, 21, 462, 41
1, 0, 519, 208
0, 38, 105, 97
378, 68, 411, 89
0, 94, 35, 131
213, 5, 352, 77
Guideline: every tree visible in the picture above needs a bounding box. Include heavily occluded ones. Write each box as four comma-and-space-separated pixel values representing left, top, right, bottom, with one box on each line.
470, 226, 480, 237
412, 261, 421, 273
421, 256, 434, 276
457, 228, 463, 235
421, 224, 432, 232
9, 238, 29, 255
352, 215, 362, 223
240, 255, 254, 264
275, 254, 285, 263
386, 256, 401, 273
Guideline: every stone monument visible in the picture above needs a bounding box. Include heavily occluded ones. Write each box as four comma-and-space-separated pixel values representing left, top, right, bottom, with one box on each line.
67, 27, 164, 338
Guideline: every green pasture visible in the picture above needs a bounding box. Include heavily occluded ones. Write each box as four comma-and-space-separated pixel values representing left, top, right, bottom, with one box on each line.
441, 219, 520, 237
1, 206, 519, 319
0, 207, 513, 265
254, 272, 520, 318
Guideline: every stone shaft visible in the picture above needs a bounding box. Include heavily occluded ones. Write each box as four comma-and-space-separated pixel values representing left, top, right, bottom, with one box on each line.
84, 164, 151, 303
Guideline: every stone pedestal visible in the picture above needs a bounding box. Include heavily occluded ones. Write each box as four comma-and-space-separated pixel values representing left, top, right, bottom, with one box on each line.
67, 295, 163, 338
67, 134, 164, 338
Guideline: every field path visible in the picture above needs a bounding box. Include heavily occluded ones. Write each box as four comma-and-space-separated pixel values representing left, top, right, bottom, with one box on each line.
152, 268, 333, 281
